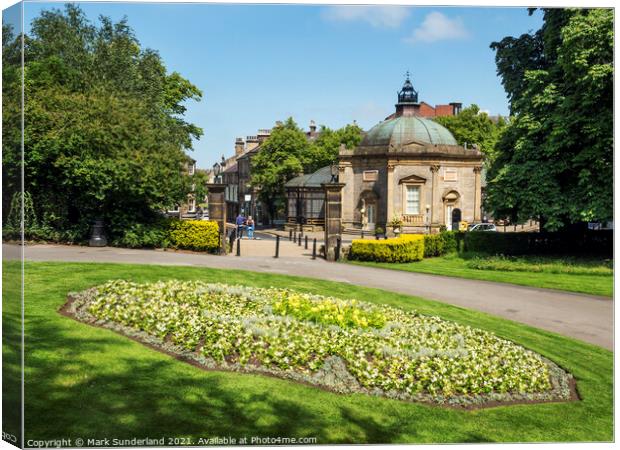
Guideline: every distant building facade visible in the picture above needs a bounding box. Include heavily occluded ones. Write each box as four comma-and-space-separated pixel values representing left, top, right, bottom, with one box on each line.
166, 157, 205, 219
211, 122, 321, 225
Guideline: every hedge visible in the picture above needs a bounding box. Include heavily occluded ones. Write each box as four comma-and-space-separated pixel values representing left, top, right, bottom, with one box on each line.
349, 235, 424, 263
464, 230, 612, 257
169, 220, 220, 252
423, 231, 462, 257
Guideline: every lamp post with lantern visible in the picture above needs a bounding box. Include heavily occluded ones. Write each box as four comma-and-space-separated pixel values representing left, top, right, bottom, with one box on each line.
207, 161, 227, 254
213, 161, 222, 184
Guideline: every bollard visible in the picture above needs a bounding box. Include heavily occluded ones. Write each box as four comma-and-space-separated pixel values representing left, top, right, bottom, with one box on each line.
274, 235, 280, 258
236, 237, 241, 256
312, 238, 317, 259
289, 229, 293, 241
293, 231, 297, 244
298, 235, 302, 247
304, 235, 308, 249
229, 231, 235, 252
335, 237, 341, 261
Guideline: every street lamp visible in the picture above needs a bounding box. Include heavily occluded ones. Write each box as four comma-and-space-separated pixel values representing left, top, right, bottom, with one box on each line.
213, 162, 222, 183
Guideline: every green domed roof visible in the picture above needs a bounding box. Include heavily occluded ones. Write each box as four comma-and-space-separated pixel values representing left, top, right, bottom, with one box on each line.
360, 116, 458, 147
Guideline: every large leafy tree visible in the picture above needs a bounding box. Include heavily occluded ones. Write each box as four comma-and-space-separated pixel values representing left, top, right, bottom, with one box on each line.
250, 119, 362, 222
486, 8, 613, 230
304, 123, 363, 173
434, 105, 507, 165
250, 118, 308, 221
2, 4, 203, 239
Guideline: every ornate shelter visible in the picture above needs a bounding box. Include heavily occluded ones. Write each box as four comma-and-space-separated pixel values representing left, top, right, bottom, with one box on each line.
284, 75, 484, 233
338, 75, 483, 233
284, 166, 332, 230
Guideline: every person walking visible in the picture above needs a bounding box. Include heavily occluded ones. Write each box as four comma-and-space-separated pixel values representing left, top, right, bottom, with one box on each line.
235, 213, 245, 239
246, 216, 255, 239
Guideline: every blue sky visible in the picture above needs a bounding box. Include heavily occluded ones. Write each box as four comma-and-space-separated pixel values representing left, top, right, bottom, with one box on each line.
18, 2, 543, 168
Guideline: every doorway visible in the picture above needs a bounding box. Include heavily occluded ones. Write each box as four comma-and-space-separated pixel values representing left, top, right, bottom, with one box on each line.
366, 203, 376, 230
452, 208, 462, 231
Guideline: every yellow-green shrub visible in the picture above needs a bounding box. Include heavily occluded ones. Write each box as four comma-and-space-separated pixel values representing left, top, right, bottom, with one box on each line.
169, 220, 220, 252
349, 235, 424, 263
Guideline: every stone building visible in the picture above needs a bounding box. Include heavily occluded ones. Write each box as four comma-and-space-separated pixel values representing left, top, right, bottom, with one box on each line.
285, 75, 484, 233
212, 122, 321, 225
166, 157, 203, 219
339, 75, 483, 233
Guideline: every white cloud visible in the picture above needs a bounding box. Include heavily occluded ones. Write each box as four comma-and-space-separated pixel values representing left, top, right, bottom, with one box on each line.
404, 12, 469, 44
322, 6, 410, 29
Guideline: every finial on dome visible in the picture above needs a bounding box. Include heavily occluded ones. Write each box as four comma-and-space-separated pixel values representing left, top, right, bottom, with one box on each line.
397, 71, 418, 104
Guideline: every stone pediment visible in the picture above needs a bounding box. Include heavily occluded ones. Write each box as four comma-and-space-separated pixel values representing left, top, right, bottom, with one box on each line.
401, 139, 429, 149
398, 174, 427, 184
390, 140, 429, 153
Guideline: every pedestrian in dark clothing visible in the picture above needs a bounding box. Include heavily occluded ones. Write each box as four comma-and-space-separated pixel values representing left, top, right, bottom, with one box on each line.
235, 213, 246, 239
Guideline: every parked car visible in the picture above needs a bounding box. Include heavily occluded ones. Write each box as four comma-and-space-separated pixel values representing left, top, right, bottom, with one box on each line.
468, 223, 497, 232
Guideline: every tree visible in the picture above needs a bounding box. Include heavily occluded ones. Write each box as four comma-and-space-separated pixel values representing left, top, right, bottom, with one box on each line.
486, 8, 612, 230
2, 5, 203, 240
250, 118, 308, 222
304, 123, 363, 173
250, 119, 363, 222
434, 105, 507, 165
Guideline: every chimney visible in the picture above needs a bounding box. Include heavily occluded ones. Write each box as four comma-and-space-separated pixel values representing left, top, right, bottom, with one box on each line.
235, 137, 245, 156
449, 102, 462, 115
309, 120, 317, 136
257, 129, 271, 142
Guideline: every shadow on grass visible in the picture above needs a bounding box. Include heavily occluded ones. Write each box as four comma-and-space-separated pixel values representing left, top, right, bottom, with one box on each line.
13, 261, 612, 444
24, 313, 420, 444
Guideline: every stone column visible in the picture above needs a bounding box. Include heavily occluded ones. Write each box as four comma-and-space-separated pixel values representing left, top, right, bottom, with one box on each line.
206, 183, 227, 254
322, 182, 345, 261
339, 162, 353, 226
430, 164, 440, 227
386, 163, 395, 226
473, 166, 482, 222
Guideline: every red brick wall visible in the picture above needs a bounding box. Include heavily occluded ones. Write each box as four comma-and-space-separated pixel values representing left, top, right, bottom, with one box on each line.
418, 102, 437, 117
434, 105, 454, 117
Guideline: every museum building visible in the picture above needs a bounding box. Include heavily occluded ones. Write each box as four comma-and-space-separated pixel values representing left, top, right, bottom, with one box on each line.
286, 76, 484, 233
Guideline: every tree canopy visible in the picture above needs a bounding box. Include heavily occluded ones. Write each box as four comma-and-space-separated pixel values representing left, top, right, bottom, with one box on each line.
486, 8, 613, 230
250, 118, 362, 222
434, 105, 507, 165
2, 4, 203, 240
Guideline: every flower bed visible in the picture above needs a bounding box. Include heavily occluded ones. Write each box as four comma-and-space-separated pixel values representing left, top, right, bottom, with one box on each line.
64, 280, 574, 407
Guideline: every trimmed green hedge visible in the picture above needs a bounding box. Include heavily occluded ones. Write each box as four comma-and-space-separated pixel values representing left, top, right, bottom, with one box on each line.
464, 230, 612, 256
423, 231, 462, 257
169, 220, 220, 252
349, 235, 424, 263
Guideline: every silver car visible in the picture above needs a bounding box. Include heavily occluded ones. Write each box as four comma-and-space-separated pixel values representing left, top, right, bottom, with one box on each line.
468, 223, 497, 232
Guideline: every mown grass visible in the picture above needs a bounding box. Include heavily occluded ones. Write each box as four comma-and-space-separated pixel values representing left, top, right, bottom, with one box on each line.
349, 252, 613, 297
3, 261, 612, 444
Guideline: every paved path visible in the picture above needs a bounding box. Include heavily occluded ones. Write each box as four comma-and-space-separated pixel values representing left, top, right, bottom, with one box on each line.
3, 243, 613, 350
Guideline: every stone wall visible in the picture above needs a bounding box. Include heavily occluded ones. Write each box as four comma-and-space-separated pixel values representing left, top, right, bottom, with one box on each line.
341, 157, 482, 232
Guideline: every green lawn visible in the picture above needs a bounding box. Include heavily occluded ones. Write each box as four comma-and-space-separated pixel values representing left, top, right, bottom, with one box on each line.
349, 253, 613, 297
3, 261, 612, 444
